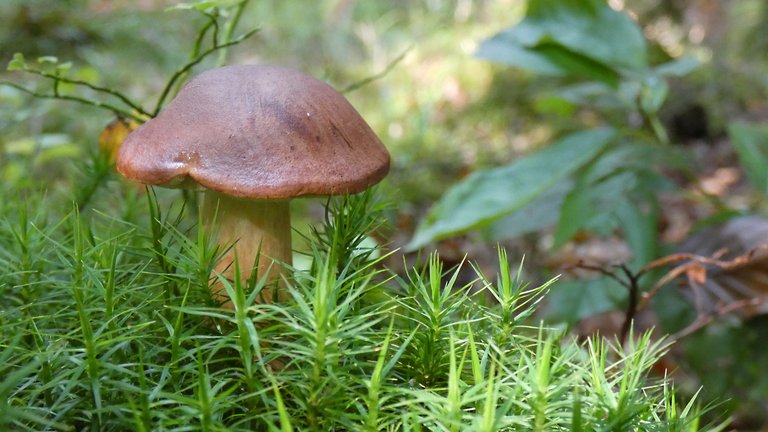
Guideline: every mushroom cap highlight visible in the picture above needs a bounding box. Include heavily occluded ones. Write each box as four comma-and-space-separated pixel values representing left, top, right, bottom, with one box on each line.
116, 64, 390, 199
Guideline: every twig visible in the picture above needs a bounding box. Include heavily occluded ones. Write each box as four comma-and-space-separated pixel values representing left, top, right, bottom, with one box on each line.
24, 69, 152, 118
638, 249, 755, 277
637, 245, 768, 309
617, 264, 640, 344
341, 47, 412, 94
567, 245, 768, 346
171, 10, 221, 100
216, 0, 250, 67
637, 262, 697, 311
671, 297, 766, 341
565, 260, 631, 289
0, 80, 145, 122
193, 12, 220, 58
153, 28, 259, 116
566, 260, 641, 344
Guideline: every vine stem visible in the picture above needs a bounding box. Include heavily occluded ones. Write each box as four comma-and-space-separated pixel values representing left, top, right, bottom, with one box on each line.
216, 0, 251, 67
169, 11, 220, 99
152, 28, 259, 116
0, 80, 144, 122
33, 69, 151, 118
342, 47, 412, 94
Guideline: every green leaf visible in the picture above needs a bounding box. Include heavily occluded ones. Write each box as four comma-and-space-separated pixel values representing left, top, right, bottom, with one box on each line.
547, 81, 639, 110
639, 76, 669, 115
614, 195, 658, 268
728, 122, 768, 195
651, 284, 696, 334
407, 129, 615, 250
56, 62, 73, 72
167, 1, 217, 10
653, 55, 700, 77
533, 95, 578, 118
478, 35, 621, 85
484, 179, 571, 241
542, 278, 627, 325
553, 141, 671, 254
7, 53, 26, 71
477, 0, 647, 83
541, 57, 696, 113
535, 42, 622, 86
167, 0, 241, 11
554, 171, 638, 247
37, 56, 58, 64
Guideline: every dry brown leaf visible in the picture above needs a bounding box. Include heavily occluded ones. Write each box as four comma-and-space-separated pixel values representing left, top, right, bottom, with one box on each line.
99, 117, 139, 163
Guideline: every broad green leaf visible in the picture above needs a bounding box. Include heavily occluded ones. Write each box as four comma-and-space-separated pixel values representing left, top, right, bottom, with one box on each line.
553, 143, 648, 246
477, 0, 647, 83
542, 278, 627, 325
527, 0, 647, 71
639, 76, 669, 114
539, 57, 697, 113
554, 171, 637, 247
533, 95, 577, 118
484, 179, 571, 241
554, 141, 675, 250
534, 42, 621, 85
651, 284, 696, 334
478, 35, 621, 85
728, 122, 768, 195
7, 52, 26, 71
407, 129, 615, 250
478, 34, 567, 76
653, 55, 700, 77
546, 81, 640, 110
614, 194, 658, 268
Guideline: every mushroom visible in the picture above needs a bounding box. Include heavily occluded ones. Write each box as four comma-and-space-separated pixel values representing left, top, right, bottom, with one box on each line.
116, 64, 390, 306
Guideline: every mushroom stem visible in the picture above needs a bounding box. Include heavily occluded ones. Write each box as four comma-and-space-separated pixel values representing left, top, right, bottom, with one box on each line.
201, 190, 292, 307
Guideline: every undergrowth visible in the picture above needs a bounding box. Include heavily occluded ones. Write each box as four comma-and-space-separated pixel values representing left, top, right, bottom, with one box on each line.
0, 169, 725, 431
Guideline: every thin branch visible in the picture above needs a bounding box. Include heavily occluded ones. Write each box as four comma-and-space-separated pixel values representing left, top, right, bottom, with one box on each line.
171, 10, 221, 100
637, 261, 695, 311
193, 13, 219, 59
564, 260, 643, 345
341, 47, 412, 94
28, 69, 152, 118
153, 27, 259, 116
205, 10, 221, 49
0, 80, 144, 122
564, 260, 632, 289
671, 297, 766, 341
216, 0, 250, 67
636, 92, 670, 146
638, 245, 767, 278
563, 244, 767, 345
637, 245, 768, 309
617, 264, 640, 344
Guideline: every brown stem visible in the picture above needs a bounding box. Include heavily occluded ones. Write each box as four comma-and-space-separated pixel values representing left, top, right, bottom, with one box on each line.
618, 265, 640, 345
201, 191, 292, 307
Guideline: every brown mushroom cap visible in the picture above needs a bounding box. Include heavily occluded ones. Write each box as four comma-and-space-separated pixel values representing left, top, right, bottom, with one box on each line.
116, 64, 390, 199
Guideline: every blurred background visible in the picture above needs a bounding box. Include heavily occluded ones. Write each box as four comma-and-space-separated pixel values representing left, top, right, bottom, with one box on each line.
2, 0, 768, 428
